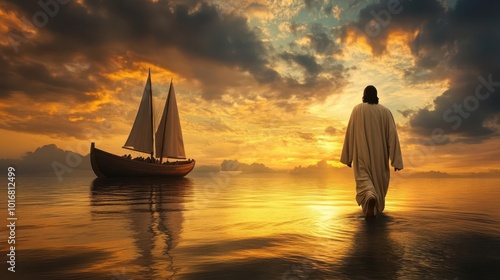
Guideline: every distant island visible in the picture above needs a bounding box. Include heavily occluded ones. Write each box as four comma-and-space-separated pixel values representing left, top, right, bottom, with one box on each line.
290, 159, 343, 175
1, 144, 500, 178
219, 159, 276, 173
0, 144, 92, 175
410, 170, 500, 178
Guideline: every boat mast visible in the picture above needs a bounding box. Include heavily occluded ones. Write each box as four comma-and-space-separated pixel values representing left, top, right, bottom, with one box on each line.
149, 68, 155, 161
159, 79, 173, 164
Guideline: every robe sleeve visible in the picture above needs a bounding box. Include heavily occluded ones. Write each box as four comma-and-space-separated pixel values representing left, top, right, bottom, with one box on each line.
340, 108, 355, 166
387, 111, 403, 169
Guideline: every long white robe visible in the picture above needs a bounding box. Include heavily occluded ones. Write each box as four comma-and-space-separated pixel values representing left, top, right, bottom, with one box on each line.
340, 103, 403, 215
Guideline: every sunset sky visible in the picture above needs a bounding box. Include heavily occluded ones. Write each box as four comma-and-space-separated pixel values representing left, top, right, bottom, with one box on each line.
1, 0, 499, 173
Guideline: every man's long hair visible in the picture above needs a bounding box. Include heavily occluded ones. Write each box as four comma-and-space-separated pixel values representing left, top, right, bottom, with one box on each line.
363, 85, 379, 104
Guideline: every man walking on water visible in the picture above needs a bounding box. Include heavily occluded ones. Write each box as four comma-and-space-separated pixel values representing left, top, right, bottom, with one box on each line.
340, 85, 403, 218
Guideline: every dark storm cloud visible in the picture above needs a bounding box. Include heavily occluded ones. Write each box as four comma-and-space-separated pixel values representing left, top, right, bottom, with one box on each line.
0, 0, 354, 138
0, 55, 100, 102
2, 0, 352, 106
1, 0, 278, 99
0, 0, 292, 138
343, 0, 445, 56
344, 0, 500, 143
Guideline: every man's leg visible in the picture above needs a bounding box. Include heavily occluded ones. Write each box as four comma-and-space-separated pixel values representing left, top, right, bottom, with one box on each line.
365, 197, 376, 218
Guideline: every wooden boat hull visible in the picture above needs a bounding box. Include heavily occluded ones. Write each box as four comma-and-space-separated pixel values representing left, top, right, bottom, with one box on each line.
90, 143, 195, 178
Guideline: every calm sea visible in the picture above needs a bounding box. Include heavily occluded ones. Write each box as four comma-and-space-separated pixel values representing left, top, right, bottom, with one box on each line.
1, 171, 500, 279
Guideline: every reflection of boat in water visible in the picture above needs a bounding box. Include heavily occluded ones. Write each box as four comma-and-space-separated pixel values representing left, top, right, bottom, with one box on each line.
90, 70, 195, 178
90, 177, 192, 278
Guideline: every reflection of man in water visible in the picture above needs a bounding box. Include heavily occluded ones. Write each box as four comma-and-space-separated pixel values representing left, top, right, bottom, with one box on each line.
340, 85, 403, 218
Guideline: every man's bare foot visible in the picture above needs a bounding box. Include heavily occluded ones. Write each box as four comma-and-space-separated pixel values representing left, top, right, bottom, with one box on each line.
365, 198, 376, 219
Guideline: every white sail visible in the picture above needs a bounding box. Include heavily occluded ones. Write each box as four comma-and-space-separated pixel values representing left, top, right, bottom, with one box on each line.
123, 72, 153, 154
155, 81, 186, 159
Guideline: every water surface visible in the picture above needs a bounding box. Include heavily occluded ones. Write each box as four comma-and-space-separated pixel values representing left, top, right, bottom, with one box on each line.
1, 172, 499, 279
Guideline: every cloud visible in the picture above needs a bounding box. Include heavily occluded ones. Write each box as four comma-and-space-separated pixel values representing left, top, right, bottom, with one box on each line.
276, 22, 350, 102
290, 159, 345, 175
324, 126, 337, 135
343, 0, 500, 143
0, 144, 91, 174
280, 52, 321, 79
307, 23, 341, 55
332, 5, 342, 20
186, 116, 234, 133
0, 0, 354, 139
296, 132, 316, 142
303, 0, 344, 17
397, 109, 415, 118
303, 0, 322, 10
0, 2, 232, 138
2, 0, 278, 96
244, 3, 273, 20
220, 159, 275, 173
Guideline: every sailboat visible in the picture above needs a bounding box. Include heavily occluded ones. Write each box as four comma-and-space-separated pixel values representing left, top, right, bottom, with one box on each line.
90, 69, 195, 178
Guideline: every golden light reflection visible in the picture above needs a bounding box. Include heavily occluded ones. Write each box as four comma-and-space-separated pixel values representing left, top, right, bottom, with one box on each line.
179, 174, 360, 269
12, 171, 500, 279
